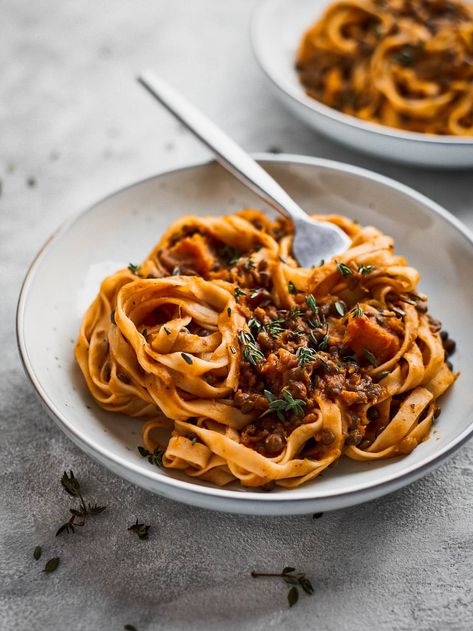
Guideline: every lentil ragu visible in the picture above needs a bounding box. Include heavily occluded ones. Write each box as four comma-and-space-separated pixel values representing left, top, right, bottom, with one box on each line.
76, 209, 458, 489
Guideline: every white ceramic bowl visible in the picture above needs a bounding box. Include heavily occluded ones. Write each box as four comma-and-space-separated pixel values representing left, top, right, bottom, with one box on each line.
17, 155, 473, 515
251, 0, 473, 168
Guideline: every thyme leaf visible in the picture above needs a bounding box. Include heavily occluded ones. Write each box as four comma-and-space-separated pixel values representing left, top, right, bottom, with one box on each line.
336, 262, 352, 277
251, 567, 314, 608
128, 519, 150, 540
128, 263, 140, 275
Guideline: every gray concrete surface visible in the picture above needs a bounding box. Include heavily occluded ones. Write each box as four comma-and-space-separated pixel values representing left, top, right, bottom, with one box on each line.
1, 1, 473, 629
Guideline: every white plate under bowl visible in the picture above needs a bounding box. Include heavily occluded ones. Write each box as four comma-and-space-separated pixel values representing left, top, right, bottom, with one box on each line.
251, 0, 473, 168
17, 155, 473, 515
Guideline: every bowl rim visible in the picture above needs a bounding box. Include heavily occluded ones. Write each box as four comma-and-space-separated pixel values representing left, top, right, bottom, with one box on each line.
251, 0, 473, 147
16, 153, 473, 505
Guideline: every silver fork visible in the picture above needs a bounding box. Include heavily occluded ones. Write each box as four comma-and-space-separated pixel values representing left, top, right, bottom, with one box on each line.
137, 71, 350, 268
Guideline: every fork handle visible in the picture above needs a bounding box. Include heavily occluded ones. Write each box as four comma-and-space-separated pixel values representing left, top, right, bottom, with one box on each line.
138, 71, 308, 223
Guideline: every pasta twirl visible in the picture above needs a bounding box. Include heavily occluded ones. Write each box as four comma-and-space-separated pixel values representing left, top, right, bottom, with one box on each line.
75, 210, 457, 488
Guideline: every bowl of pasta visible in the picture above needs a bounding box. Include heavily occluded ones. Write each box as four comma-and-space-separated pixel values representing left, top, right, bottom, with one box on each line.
17, 155, 473, 514
251, 0, 473, 167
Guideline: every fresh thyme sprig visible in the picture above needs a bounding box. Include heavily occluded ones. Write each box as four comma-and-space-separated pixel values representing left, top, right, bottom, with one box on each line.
251, 567, 314, 608
55, 471, 106, 536
296, 346, 316, 367
238, 330, 265, 366
262, 389, 306, 420
138, 446, 165, 468
128, 519, 150, 540
265, 319, 286, 338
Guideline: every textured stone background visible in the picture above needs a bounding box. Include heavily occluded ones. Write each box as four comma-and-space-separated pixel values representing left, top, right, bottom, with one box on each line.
1, 1, 473, 630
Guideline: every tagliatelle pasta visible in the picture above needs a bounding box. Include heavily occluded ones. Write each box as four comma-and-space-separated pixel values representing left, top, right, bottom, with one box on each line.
296, 0, 473, 135
75, 210, 457, 489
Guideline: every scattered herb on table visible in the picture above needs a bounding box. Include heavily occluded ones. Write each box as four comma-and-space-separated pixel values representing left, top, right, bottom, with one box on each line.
251, 567, 314, 607
312, 512, 324, 520
43, 557, 60, 573
128, 519, 150, 540
56, 471, 106, 536
33, 545, 42, 560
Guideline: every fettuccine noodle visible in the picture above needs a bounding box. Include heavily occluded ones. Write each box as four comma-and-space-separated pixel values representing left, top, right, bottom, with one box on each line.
296, 0, 473, 135
75, 210, 457, 488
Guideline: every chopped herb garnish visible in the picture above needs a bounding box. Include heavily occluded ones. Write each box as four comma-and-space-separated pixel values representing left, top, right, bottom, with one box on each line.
234, 287, 246, 302
227, 307, 232, 316
248, 317, 263, 336
33, 546, 42, 560
142, 328, 148, 340
56, 471, 106, 536
243, 257, 256, 271
239, 330, 265, 365
350, 304, 364, 318
163, 326, 171, 335
336, 262, 352, 277
318, 332, 330, 352
288, 281, 299, 295
319, 259, 325, 267
128, 263, 140, 275
181, 352, 193, 365
251, 567, 314, 608
358, 264, 374, 275
110, 310, 116, 325
289, 306, 302, 320
334, 301, 345, 316
262, 389, 306, 421
230, 345, 236, 355
265, 319, 285, 338
138, 446, 164, 468
279, 255, 288, 264
306, 294, 318, 314
43, 557, 60, 573
363, 349, 378, 367
172, 265, 181, 276
296, 346, 316, 367
128, 519, 150, 540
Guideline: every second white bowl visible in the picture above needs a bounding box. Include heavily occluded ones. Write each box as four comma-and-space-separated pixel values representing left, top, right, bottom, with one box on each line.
251, 0, 473, 168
